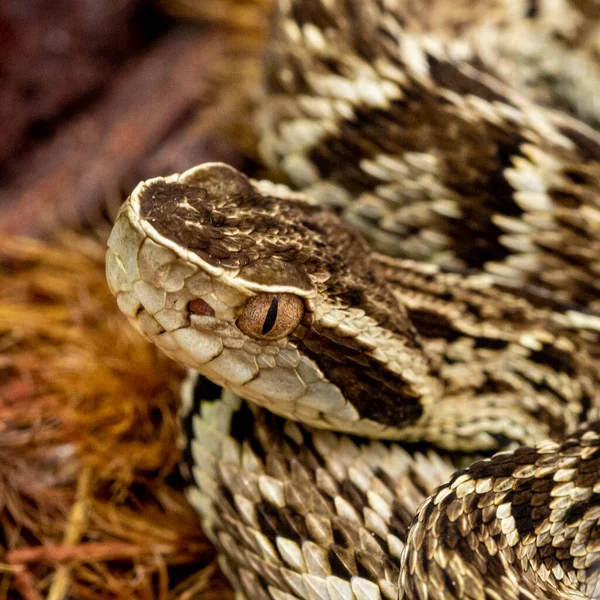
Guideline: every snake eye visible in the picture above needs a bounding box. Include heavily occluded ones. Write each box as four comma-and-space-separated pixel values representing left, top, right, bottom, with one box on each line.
237, 293, 304, 340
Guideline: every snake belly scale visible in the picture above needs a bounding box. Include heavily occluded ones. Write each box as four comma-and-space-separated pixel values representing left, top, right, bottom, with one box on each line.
105, 1, 600, 599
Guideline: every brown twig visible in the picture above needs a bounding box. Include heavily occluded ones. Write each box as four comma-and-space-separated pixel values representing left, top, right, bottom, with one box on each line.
7, 542, 145, 566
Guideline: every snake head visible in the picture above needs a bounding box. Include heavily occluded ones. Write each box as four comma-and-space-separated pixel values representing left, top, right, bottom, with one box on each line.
106, 163, 432, 437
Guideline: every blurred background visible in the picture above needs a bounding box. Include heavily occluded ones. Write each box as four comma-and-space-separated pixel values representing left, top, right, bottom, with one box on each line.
0, 2, 273, 599
0, 0, 273, 237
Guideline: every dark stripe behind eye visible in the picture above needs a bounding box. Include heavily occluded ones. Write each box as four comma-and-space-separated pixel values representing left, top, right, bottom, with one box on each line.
262, 296, 279, 334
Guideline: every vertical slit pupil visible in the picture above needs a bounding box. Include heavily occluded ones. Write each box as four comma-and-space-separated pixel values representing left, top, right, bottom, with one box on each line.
262, 296, 279, 334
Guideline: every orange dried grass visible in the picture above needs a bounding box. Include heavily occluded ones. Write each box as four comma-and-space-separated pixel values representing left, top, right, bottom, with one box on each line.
0, 231, 233, 600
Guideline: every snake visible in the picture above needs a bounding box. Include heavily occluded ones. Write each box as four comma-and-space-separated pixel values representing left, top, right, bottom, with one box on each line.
105, 1, 600, 598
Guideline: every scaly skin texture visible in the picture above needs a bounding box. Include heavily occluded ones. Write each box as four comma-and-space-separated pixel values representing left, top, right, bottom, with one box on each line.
107, 163, 600, 599
258, 0, 600, 310
178, 376, 600, 600
105, 0, 600, 597
107, 164, 600, 450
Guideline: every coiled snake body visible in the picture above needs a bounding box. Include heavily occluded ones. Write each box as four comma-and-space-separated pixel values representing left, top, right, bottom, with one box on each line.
106, 1, 600, 598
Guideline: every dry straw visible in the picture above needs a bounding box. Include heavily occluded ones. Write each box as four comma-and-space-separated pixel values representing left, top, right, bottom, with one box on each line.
0, 232, 233, 599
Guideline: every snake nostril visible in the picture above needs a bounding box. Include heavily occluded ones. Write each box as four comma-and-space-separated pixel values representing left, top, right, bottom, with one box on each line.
189, 298, 215, 317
